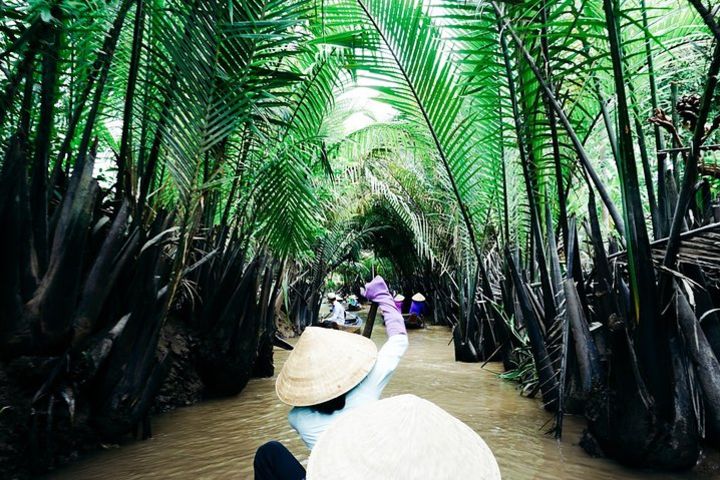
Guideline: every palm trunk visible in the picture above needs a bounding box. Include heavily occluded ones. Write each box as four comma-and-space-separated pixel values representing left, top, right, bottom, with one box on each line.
674, 283, 720, 434
627, 79, 660, 238
505, 249, 559, 410
539, 0, 569, 247
640, 0, 668, 236
116, 0, 145, 200
30, 19, 62, 277
603, 0, 669, 412
498, 17, 557, 329
0, 36, 39, 129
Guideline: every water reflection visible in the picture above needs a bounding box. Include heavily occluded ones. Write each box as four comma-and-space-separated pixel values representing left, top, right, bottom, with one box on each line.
52, 327, 715, 479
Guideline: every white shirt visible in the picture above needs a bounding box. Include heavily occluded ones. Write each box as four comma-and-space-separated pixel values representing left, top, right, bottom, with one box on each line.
328, 301, 345, 324
287, 334, 409, 450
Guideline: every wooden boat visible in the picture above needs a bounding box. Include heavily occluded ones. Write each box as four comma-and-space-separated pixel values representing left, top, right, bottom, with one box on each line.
338, 323, 362, 334
338, 314, 363, 334
403, 313, 425, 329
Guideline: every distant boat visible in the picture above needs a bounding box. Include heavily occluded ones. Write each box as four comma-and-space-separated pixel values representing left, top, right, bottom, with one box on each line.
333, 313, 363, 334
403, 313, 424, 329
337, 323, 362, 334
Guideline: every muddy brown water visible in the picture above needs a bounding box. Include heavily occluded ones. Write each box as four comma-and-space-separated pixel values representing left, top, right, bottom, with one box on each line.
52, 326, 717, 479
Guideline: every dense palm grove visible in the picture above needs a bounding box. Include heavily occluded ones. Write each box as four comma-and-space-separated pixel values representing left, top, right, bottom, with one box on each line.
1, 0, 720, 476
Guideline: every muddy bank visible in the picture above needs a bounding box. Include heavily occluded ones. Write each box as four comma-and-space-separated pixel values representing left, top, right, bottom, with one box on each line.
0, 316, 277, 479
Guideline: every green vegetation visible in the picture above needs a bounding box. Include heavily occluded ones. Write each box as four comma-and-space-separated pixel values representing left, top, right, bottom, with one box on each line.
1, 0, 719, 476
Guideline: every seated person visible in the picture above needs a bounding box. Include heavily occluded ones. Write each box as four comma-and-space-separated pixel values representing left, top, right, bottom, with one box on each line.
409, 293, 426, 317
393, 294, 405, 313
347, 294, 360, 311
324, 292, 345, 324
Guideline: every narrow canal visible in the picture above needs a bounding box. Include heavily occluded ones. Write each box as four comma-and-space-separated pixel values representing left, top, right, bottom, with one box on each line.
51, 327, 717, 479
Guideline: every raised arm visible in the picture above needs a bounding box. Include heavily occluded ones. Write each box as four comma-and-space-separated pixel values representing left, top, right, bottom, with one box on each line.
363, 276, 406, 337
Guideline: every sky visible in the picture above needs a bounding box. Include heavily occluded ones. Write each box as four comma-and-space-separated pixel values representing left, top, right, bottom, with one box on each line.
340, 83, 397, 135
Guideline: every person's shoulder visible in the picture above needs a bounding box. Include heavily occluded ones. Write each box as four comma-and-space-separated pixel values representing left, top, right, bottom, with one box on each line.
288, 407, 299, 422
288, 407, 309, 427
290, 406, 325, 434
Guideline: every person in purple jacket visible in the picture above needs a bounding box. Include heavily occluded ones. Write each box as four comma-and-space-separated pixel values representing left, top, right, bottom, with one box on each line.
254, 276, 408, 480
393, 294, 405, 313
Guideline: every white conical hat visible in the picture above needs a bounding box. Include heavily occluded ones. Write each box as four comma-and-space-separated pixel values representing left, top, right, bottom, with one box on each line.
327, 292, 336, 300
275, 327, 377, 406
412, 293, 425, 302
307, 394, 501, 480
394, 294, 405, 301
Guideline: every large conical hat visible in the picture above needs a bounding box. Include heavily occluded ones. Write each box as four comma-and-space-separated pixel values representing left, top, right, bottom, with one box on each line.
275, 327, 377, 406
394, 294, 405, 301
307, 394, 501, 480
412, 293, 426, 302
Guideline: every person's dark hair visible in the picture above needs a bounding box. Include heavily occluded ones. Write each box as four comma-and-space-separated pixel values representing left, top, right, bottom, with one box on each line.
311, 394, 347, 414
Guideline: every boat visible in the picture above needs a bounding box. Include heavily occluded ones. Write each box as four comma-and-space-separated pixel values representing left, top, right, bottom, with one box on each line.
320, 313, 362, 334
337, 313, 362, 333
338, 323, 362, 334
403, 313, 425, 329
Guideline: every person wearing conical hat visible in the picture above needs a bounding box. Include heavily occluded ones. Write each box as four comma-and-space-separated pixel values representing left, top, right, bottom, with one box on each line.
393, 293, 404, 313
254, 276, 408, 480
306, 394, 501, 479
347, 294, 360, 311
323, 292, 345, 325
409, 292, 426, 317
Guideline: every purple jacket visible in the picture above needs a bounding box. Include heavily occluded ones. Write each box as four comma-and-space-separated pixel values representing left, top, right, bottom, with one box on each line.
364, 276, 407, 337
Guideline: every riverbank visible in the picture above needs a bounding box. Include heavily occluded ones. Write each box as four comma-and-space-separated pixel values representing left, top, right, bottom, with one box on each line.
50, 327, 719, 479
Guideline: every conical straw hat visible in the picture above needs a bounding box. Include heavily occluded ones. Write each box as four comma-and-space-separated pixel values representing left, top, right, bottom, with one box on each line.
327, 292, 336, 301
307, 394, 501, 480
394, 294, 405, 301
276, 327, 378, 407
412, 293, 425, 302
